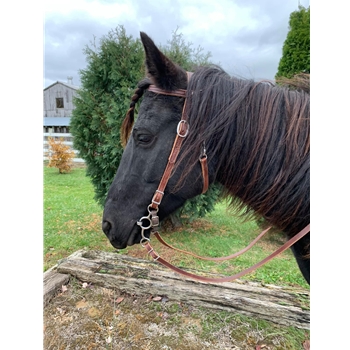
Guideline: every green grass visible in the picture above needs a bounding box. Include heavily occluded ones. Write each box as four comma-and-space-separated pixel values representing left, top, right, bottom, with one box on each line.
44, 166, 114, 270
151, 202, 309, 288
44, 165, 309, 290
44, 164, 309, 349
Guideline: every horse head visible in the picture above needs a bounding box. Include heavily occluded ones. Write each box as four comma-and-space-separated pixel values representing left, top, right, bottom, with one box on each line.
102, 32, 214, 249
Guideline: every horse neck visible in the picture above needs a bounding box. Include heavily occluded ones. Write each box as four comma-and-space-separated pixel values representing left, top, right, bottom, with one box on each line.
211, 80, 310, 232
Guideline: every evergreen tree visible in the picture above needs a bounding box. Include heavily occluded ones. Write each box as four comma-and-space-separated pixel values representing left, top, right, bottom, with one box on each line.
275, 6, 310, 79
70, 26, 144, 206
71, 26, 221, 222
160, 27, 212, 70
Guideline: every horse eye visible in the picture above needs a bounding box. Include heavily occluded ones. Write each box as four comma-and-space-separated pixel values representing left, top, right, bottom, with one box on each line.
137, 134, 153, 144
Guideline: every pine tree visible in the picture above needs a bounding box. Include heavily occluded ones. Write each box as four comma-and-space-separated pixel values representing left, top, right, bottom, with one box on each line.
275, 6, 310, 79
70, 26, 144, 205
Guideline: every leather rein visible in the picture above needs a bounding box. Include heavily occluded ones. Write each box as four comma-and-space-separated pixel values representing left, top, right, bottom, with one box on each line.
135, 72, 310, 283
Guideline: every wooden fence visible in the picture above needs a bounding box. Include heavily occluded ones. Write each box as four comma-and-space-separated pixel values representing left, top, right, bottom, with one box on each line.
43, 133, 84, 163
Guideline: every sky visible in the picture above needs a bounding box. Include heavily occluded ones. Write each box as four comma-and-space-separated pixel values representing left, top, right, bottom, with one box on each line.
44, 0, 310, 88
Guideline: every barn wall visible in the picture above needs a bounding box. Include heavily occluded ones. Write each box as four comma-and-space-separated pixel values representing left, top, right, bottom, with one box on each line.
44, 83, 78, 118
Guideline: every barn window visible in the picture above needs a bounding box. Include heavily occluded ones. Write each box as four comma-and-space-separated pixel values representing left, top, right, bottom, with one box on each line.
56, 98, 64, 108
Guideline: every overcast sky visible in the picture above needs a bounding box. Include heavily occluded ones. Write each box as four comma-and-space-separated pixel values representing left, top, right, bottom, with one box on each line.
44, 0, 310, 88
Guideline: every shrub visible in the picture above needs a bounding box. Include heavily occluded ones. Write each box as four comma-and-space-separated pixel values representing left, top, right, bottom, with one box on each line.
47, 137, 75, 173
275, 5, 310, 79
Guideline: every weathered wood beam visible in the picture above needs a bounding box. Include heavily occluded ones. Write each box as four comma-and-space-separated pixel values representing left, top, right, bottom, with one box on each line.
52, 249, 309, 329
43, 265, 70, 307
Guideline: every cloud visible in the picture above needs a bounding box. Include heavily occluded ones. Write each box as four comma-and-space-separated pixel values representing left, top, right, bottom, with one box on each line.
44, 0, 310, 87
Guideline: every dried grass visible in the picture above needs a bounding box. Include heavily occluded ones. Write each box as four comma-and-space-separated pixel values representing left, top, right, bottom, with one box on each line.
44, 277, 309, 349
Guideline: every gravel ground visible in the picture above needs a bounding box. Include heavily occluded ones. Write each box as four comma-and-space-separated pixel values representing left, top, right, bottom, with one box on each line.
44, 277, 309, 350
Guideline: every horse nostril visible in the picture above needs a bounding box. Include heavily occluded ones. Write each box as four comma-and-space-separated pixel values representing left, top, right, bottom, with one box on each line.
102, 220, 111, 235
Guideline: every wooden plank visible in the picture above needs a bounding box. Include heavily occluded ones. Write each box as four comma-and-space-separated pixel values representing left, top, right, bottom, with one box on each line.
43, 133, 73, 137
43, 265, 70, 307
43, 157, 85, 163
56, 250, 310, 329
43, 141, 74, 146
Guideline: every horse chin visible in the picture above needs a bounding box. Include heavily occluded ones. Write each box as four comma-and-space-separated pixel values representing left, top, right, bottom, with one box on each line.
127, 232, 137, 247
126, 228, 139, 247
108, 227, 140, 250
126, 226, 150, 247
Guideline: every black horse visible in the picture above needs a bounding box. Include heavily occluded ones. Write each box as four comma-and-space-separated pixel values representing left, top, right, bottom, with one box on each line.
102, 32, 310, 284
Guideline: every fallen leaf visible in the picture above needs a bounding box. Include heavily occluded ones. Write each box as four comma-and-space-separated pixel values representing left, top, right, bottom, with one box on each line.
303, 340, 310, 350
115, 310, 121, 315
76, 300, 88, 309
115, 297, 124, 304
88, 307, 101, 318
56, 307, 65, 315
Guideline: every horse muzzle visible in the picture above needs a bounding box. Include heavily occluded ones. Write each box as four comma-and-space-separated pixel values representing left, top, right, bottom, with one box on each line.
101, 218, 150, 249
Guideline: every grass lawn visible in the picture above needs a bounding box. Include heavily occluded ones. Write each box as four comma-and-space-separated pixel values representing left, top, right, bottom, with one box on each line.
44, 165, 309, 289
44, 164, 310, 349
44, 165, 113, 270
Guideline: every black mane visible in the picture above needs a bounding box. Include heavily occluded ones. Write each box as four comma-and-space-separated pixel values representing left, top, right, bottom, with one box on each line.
179, 66, 310, 237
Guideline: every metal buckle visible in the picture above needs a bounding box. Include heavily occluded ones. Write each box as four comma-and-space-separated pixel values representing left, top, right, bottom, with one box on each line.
146, 247, 160, 261
151, 190, 164, 206
177, 120, 189, 138
199, 141, 207, 160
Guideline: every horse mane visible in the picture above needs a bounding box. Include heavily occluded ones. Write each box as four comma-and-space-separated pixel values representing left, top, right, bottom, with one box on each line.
179, 66, 310, 234
276, 73, 310, 94
121, 66, 310, 235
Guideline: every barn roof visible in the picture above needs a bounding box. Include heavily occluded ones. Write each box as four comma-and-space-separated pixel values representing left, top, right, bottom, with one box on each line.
44, 81, 80, 91
44, 117, 71, 126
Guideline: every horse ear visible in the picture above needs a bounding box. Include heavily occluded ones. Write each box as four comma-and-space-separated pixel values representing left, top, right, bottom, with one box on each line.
140, 32, 187, 90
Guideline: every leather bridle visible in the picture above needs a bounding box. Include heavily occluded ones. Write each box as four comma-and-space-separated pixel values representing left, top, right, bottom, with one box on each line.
135, 72, 310, 283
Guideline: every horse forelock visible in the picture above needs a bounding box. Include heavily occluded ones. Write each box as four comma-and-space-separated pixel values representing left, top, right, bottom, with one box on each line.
179, 66, 310, 233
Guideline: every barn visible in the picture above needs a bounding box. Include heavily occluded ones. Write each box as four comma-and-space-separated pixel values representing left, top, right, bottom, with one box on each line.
43, 78, 84, 162
43, 77, 79, 133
